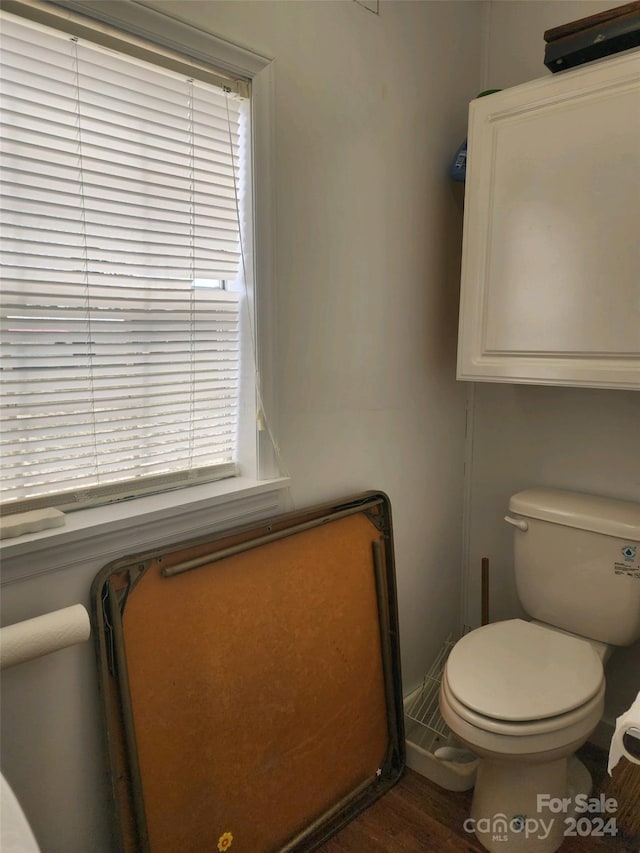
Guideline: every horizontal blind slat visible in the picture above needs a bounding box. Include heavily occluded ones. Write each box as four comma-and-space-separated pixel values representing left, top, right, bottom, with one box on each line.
2, 160, 241, 206
1, 401, 238, 430
1, 415, 237, 446
3, 451, 235, 495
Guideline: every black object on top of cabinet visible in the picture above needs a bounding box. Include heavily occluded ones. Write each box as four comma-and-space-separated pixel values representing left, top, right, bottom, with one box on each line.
544, 1, 640, 72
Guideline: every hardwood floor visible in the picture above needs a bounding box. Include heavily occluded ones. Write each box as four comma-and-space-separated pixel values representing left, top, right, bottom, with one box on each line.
318, 745, 638, 852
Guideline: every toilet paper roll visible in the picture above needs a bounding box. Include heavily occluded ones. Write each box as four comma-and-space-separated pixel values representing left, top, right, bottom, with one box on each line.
608, 690, 640, 775
0, 605, 91, 670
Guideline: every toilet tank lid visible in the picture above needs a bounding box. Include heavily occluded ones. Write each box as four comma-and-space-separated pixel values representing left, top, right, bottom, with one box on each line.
509, 489, 640, 540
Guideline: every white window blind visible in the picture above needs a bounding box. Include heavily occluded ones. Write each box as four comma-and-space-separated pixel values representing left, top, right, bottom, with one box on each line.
0, 11, 248, 511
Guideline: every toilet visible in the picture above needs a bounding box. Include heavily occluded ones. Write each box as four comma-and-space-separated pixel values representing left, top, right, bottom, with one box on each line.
439, 488, 640, 853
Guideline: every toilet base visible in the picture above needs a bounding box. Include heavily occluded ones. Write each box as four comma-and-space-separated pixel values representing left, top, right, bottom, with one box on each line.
469, 755, 591, 853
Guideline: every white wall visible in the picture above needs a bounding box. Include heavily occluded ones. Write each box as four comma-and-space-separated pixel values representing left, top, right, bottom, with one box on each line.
464, 0, 640, 738
0, 3, 484, 850
142, 0, 484, 696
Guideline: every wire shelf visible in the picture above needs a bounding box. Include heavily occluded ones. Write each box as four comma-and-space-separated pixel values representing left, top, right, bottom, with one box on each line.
404, 626, 472, 754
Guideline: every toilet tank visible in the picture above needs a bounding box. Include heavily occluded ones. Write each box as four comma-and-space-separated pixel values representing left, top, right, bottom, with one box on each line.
507, 488, 640, 646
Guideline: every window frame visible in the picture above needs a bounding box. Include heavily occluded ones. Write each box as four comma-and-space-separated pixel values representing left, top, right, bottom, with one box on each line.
1, 0, 280, 520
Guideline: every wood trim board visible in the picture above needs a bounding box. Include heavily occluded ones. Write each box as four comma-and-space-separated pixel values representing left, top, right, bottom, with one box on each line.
543, 2, 640, 42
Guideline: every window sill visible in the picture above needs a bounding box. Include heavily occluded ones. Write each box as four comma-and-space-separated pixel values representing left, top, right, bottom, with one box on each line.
0, 477, 290, 582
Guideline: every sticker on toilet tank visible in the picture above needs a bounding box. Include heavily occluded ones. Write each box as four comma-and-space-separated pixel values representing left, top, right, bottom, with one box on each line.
614, 545, 639, 578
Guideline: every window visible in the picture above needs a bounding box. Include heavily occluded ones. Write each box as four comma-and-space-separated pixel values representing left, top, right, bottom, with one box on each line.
0, 3, 266, 513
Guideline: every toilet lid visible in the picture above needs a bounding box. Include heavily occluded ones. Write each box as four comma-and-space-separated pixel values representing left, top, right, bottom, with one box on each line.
446, 620, 604, 721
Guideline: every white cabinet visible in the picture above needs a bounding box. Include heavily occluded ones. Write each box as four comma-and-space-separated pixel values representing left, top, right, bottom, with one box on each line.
457, 51, 640, 390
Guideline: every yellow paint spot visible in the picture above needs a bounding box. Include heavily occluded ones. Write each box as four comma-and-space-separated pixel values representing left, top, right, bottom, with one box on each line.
217, 831, 233, 851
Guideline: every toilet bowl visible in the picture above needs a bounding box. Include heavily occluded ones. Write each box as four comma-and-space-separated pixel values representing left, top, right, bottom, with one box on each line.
439, 619, 606, 853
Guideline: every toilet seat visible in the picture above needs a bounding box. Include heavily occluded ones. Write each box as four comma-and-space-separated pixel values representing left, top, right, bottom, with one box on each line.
445, 619, 604, 722
441, 667, 605, 738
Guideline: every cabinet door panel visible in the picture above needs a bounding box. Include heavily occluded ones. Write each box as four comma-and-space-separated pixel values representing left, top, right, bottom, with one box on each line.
458, 52, 640, 389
